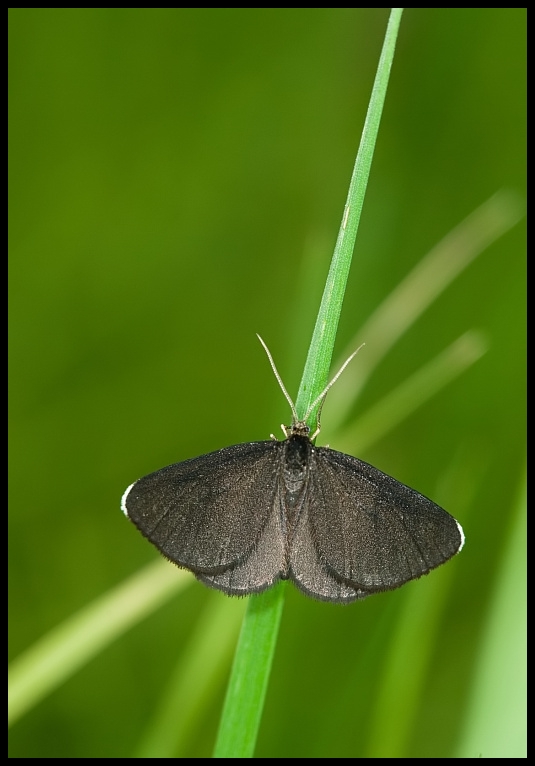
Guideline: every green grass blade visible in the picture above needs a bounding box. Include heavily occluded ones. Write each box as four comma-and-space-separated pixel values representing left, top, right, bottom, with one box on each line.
212, 10, 404, 757
213, 583, 286, 758
363, 443, 490, 757
135, 594, 246, 758
8, 560, 188, 726
296, 8, 404, 426
455, 469, 527, 758
333, 330, 488, 455
324, 189, 524, 432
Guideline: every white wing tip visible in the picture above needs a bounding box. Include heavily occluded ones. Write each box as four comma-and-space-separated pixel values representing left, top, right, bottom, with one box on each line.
456, 520, 465, 552
121, 482, 135, 517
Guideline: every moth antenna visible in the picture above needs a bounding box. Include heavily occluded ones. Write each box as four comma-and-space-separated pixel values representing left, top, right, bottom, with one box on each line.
303, 343, 366, 427
257, 334, 299, 424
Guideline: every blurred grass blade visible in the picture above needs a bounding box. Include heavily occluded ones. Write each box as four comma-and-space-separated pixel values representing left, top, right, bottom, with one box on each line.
366, 560, 458, 756
8, 560, 189, 726
330, 330, 488, 454
455, 469, 527, 758
364, 443, 489, 757
135, 594, 246, 758
325, 189, 524, 431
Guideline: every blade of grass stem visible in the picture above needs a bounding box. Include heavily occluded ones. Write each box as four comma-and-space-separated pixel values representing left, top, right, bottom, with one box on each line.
213, 9, 405, 758
296, 8, 404, 427
213, 583, 286, 758
8, 560, 189, 726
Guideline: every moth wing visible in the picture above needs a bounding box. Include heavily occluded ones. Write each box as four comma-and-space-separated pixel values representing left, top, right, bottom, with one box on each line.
197, 498, 287, 595
307, 447, 463, 592
123, 441, 284, 575
289, 507, 370, 603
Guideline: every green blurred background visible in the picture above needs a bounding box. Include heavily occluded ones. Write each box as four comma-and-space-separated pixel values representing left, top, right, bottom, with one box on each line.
9, 8, 525, 758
